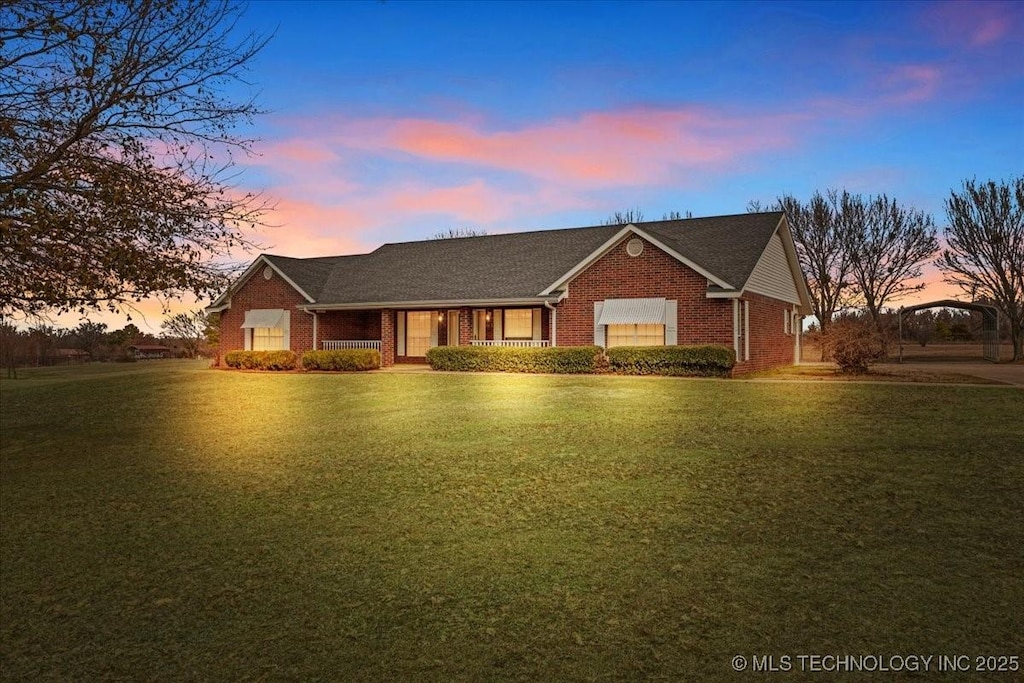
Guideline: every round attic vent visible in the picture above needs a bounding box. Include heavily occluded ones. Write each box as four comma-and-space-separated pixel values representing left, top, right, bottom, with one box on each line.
626, 238, 644, 257
263, 265, 274, 280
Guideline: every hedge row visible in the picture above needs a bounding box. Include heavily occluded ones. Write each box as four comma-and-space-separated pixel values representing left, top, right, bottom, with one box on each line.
302, 349, 381, 371
224, 349, 382, 371
426, 345, 602, 374
224, 345, 734, 376
606, 345, 735, 376
223, 350, 299, 371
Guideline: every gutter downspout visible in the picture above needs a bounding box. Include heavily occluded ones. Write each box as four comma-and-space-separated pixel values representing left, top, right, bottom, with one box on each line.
732, 300, 740, 360
544, 301, 557, 346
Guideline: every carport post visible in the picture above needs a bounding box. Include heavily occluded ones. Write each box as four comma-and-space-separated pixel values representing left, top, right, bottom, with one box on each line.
898, 307, 903, 363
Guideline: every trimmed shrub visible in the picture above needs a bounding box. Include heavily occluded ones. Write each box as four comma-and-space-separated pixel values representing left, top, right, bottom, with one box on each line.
223, 350, 298, 371
426, 345, 602, 374
821, 318, 887, 374
606, 345, 735, 377
302, 349, 381, 371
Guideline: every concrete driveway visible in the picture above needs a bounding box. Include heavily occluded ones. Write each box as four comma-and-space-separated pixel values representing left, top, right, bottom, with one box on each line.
895, 361, 1024, 386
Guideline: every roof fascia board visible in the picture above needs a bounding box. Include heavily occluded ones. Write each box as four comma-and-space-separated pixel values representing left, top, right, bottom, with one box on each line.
540, 225, 732, 295
205, 300, 231, 313
300, 296, 559, 311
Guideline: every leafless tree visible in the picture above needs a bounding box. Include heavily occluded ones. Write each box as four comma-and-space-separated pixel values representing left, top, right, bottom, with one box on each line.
0, 0, 269, 318
777, 192, 856, 337
842, 193, 939, 330
432, 228, 487, 239
602, 208, 645, 225
939, 177, 1024, 360
161, 309, 206, 358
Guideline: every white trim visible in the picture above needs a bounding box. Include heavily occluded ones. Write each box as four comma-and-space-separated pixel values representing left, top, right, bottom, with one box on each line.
205, 301, 231, 314
795, 314, 802, 365
664, 300, 677, 345
540, 225, 733, 295
597, 297, 667, 325
545, 302, 558, 347
397, 311, 406, 356
447, 310, 459, 345
706, 290, 743, 299
241, 309, 286, 328
471, 340, 550, 348
299, 296, 557, 311
322, 340, 381, 351
593, 301, 605, 347
733, 300, 740, 358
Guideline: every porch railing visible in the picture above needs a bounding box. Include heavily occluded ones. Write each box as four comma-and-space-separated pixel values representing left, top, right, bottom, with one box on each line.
470, 339, 550, 348
322, 340, 381, 351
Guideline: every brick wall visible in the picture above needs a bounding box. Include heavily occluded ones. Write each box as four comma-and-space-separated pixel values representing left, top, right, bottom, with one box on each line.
734, 292, 798, 375
557, 235, 734, 347
556, 234, 798, 373
381, 310, 395, 367
218, 267, 313, 356
318, 310, 381, 344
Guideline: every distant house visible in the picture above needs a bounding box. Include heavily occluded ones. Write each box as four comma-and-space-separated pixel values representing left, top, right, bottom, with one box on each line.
56, 348, 90, 364
127, 344, 172, 360
208, 212, 813, 374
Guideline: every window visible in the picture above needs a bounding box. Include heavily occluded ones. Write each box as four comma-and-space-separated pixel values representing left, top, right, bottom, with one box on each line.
242, 309, 288, 351
406, 311, 432, 356
472, 310, 487, 341
252, 327, 285, 350
607, 323, 665, 347
504, 309, 533, 339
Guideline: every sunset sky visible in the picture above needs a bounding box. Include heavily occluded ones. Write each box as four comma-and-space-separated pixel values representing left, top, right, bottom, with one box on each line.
63, 0, 1024, 332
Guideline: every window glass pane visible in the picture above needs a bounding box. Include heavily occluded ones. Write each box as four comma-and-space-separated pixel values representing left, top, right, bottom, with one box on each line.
406, 311, 432, 356
253, 327, 284, 351
636, 324, 665, 346
606, 324, 632, 348
504, 309, 533, 339
606, 324, 664, 347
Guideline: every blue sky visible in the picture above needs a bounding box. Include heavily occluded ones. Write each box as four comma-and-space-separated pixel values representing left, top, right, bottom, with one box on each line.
80, 0, 1024, 331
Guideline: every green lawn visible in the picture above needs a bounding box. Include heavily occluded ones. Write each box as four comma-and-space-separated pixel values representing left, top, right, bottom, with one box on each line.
2, 362, 1022, 681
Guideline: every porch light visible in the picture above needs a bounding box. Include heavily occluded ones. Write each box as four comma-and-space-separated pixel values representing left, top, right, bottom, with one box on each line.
438, 312, 444, 322
486, 312, 491, 321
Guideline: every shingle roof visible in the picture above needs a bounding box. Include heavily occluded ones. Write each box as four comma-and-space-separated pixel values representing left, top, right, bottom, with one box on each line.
262, 212, 787, 306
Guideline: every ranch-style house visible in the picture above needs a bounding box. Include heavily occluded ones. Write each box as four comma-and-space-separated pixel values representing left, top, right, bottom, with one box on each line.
208, 211, 813, 373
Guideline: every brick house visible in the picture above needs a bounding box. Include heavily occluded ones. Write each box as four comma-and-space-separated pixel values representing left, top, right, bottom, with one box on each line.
208, 212, 812, 374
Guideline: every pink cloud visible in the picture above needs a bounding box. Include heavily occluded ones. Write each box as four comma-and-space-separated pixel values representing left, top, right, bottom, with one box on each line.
254, 139, 340, 166
882, 64, 943, 105
921, 1, 1018, 47
252, 197, 373, 257
375, 108, 797, 187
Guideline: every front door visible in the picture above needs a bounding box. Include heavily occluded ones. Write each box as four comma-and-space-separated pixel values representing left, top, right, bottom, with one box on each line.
406, 311, 432, 357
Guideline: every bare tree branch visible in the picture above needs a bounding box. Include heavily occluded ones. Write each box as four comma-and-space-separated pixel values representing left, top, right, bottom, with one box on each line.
939, 177, 1024, 360
0, 0, 270, 317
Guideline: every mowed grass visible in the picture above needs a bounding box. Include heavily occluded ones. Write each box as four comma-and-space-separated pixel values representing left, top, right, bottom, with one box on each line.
1, 362, 1022, 681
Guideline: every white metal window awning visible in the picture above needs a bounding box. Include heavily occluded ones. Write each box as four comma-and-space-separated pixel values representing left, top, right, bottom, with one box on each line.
597, 298, 667, 325
241, 309, 285, 328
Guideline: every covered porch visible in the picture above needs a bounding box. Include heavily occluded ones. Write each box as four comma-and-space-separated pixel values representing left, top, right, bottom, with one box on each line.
313, 305, 555, 366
